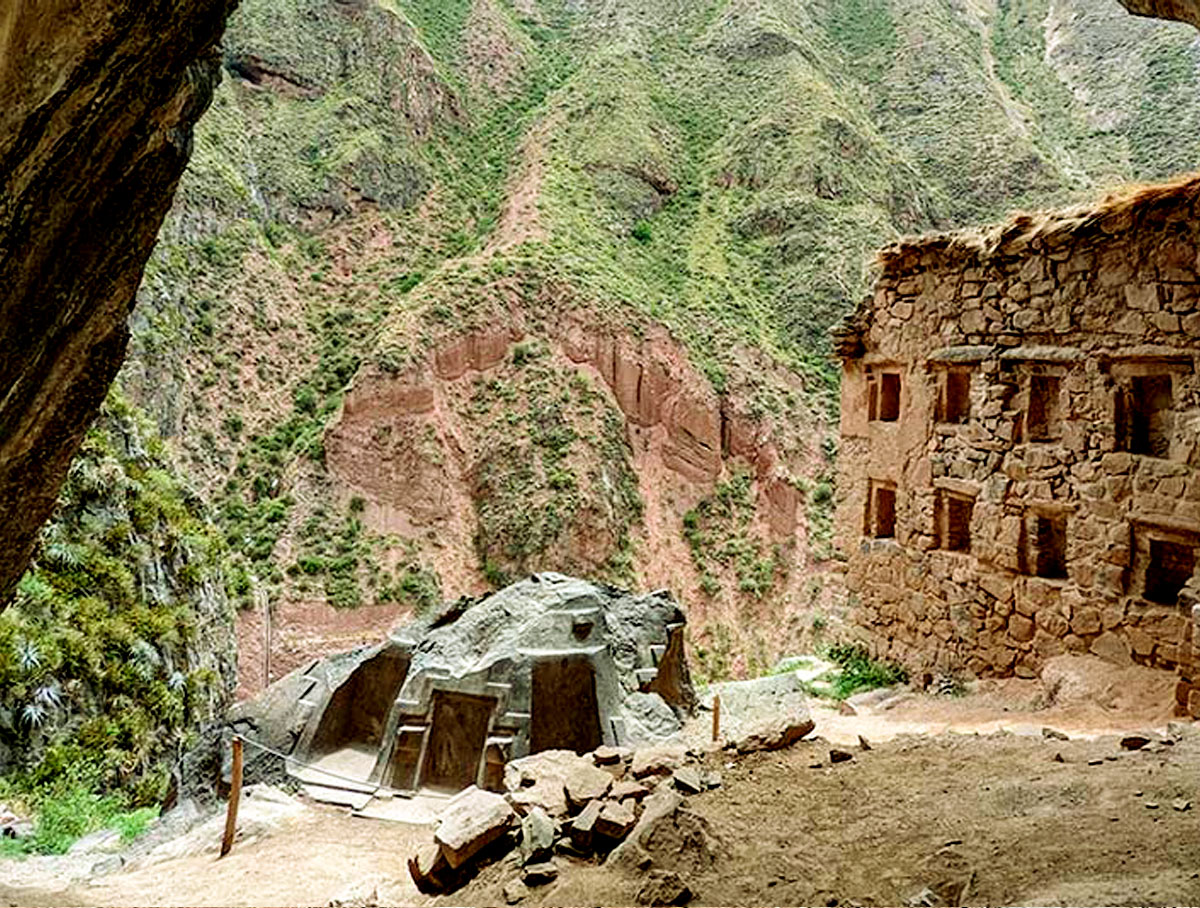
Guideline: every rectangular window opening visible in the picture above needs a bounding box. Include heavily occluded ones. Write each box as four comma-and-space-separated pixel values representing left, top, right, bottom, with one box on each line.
940, 369, 971, 424
1145, 538, 1196, 605
878, 373, 901, 422
1034, 514, 1068, 579
1127, 374, 1174, 458
939, 492, 973, 552
1027, 374, 1062, 442
867, 482, 897, 539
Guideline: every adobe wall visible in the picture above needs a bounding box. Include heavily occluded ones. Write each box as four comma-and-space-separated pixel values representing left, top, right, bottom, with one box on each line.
834, 182, 1200, 709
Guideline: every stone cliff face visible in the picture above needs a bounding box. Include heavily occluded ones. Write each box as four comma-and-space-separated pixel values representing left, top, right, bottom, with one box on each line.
0, 0, 237, 604
1121, 0, 1200, 28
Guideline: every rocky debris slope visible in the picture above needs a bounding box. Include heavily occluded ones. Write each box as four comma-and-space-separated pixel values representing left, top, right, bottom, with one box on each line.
407, 742, 736, 900
0, 0, 237, 603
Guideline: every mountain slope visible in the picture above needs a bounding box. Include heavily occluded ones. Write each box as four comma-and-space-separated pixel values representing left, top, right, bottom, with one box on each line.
108, 0, 1200, 687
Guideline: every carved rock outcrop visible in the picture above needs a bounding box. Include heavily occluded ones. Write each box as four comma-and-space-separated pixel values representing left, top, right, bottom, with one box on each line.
0, 0, 237, 602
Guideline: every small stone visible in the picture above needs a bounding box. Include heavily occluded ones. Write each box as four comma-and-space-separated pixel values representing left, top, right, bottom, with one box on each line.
610, 779, 650, 801
704, 770, 722, 790
522, 861, 558, 886
1052, 753, 1064, 763
1174, 798, 1192, 812
564, 761, 613, 811
592, 745, 630, 766
1121, 735, 1151, 751
519, 807, 555, 864
1146, 802, 1160, 810
1134, 791, 1143, 797
503, 879, 529, 904
829, 749, 854, 764
595, 799, 637, 840
408, 843, 452, 895
631, 744, 687, 779
1042, 727, 1069, 741
672, 767, 703, 795
636, 869, 693, 906
808, 761, 824, 769
838, 701, 857, 716
857, 735, 872, 752
569, 799, 603, 850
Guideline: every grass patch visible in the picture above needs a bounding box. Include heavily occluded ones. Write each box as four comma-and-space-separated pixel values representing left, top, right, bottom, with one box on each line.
823, 643, 908, 701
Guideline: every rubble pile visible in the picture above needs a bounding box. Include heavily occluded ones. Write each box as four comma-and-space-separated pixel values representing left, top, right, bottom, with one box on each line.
407, 742, 733, 903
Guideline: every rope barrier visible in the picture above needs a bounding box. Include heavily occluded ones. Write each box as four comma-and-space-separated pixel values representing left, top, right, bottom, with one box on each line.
229, 733, 402, 797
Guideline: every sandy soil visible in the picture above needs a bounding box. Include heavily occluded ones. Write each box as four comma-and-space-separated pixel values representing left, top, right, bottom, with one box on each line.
0, 807, 429, 908
460, 731, 1200, 907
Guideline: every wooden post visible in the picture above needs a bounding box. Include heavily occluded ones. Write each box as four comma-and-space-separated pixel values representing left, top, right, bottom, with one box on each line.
220, 737, 243, 858
712, 694, 721, 743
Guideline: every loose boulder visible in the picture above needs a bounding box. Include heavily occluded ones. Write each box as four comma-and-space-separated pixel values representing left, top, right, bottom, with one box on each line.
434, 787, 514, 869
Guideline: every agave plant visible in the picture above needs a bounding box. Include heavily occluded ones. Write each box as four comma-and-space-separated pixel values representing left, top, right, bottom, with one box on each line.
21, 702, 47, 728
14, 637, 41, 673
129, 639, 162, 681
34, 681, 62, 709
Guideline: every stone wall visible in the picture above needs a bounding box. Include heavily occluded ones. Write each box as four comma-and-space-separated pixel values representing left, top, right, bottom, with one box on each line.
835, 178, 1200, 707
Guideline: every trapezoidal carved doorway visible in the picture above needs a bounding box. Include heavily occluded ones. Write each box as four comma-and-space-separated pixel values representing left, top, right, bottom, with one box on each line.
530, 656, 602, 755
421, 691, 496, 792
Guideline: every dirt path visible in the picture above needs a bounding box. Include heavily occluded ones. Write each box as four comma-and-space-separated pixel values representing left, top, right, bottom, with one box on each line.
1, 806, 429, 908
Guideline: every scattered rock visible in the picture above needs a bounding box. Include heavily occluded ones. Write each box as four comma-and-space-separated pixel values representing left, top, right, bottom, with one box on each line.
519, 807, 555, 864
838, 701, 857, 716
1174, 798, 1192, 812
1146, 802, 1160, 810
1121, 735, 1151, 751
595, 799, 637, 840
830, 749, 854, 764
637, 869, 693, 906
730, 712, 816, 754
564, 760, 613, 810
808, 760, 824, 769
1052, 753, 1064, 763
522, 860, 558, 886
568, 799, 603, 850
704, 770, 722, 790
610, 779, 650, 801
408, 843, 453, 895
607, 788, 721, 874
592, 745, 631, 766
845, 686, 904, 713
857, 735, 872, 751
434, 786, 514, 869
503, 879, 529, 904
631, 743, 688, 779
1167, 721, 1196, 739
1042, 727, 1069, 741
672, 766, 703, 794
505, 750, 589, 817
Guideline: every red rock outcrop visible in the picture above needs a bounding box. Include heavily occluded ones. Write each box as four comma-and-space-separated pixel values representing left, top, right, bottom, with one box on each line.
0, 0, 237, 603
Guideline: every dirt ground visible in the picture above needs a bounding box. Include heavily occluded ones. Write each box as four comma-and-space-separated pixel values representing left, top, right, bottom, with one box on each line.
3, 659, 1197, 907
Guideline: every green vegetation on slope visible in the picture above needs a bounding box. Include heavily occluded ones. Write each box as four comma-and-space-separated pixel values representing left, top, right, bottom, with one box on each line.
0, 392, 235, 816
115, 0, 1200, 624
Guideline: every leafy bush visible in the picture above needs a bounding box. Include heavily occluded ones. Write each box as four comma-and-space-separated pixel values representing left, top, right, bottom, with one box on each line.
824, 643, 907, 700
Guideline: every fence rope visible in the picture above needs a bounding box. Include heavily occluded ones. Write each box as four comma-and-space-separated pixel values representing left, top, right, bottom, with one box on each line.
230, 732, 405, 798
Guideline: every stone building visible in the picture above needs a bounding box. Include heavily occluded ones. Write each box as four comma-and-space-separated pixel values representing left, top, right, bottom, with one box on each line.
834, 175, 1200, 713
